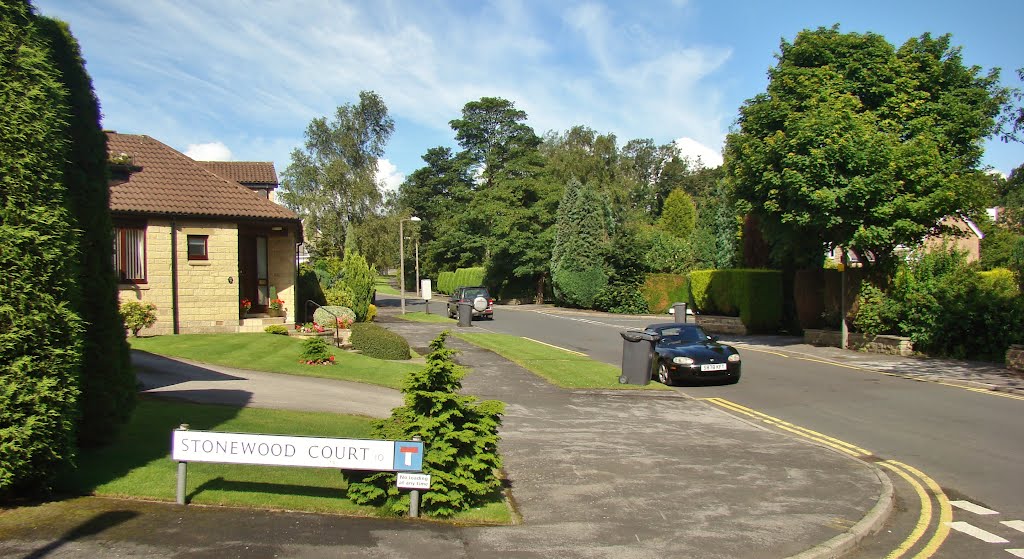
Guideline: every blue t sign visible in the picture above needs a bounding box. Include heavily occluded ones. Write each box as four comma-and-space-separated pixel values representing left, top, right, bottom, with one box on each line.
393, 441, 424, 471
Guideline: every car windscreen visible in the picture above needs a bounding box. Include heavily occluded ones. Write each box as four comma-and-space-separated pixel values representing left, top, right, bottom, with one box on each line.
657, 326, 706, 344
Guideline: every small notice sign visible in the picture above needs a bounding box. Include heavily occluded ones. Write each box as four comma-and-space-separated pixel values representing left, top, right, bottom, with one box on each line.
397, 472, 431, 490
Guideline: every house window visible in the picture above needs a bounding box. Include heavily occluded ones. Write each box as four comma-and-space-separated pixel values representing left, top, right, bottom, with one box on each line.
187, 235, 209, 260
113, 226, 146, 283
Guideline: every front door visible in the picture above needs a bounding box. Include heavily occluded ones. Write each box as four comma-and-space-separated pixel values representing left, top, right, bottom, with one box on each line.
238, 234, 269, 312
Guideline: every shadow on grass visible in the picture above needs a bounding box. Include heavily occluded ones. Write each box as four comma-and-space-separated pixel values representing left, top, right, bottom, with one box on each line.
56, 393, 250, 495
22, 510, 138, 559
188, 476, 346, 503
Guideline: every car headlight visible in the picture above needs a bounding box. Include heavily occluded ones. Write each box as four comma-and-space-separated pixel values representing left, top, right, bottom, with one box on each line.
727, 353, 741, 363
672, 356, 695, 365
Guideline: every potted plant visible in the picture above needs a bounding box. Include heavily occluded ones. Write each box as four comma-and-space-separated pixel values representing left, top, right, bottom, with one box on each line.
240, 297, 252, 318
268, 298, 285, 317
336, 315, 354, 346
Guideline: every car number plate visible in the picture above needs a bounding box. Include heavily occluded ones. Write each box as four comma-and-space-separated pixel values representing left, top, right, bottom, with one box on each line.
700, 363, 727, 372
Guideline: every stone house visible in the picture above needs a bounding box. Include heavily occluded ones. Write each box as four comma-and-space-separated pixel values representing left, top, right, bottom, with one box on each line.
107, 132, 303, 334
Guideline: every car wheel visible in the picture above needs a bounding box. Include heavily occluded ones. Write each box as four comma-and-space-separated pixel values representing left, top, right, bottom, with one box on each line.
657, 362, 673, 386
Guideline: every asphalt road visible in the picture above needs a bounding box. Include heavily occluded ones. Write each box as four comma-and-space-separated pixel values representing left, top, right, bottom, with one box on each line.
402, 297, 1024, 558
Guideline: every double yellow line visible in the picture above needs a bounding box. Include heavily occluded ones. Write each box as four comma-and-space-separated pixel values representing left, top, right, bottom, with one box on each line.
702, 398, 951, 558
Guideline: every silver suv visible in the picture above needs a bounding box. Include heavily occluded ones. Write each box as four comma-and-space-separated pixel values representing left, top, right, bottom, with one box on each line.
447, 286, 494, 320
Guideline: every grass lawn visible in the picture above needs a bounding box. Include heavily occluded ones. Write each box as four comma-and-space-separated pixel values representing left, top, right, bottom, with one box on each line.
374, 275, 400, 296
56, 399, 511, 523
399, 311, 456, 324
129, 333, 418, 390
454, 333, 670, 390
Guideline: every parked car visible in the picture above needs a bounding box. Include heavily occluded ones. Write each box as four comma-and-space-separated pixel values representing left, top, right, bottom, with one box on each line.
447, 286, 494, 320
645, 323, 741, 385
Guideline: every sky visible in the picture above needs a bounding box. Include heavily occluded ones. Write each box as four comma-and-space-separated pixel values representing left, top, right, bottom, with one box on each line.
33, 0, 1024, 193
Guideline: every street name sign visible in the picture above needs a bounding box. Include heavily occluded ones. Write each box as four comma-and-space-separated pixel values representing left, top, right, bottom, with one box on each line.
172, 430, 424, 471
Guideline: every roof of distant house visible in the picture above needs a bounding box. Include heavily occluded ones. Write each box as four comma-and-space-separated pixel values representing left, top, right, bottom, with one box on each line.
197, 161, 279, 186
106, 133, 297, 221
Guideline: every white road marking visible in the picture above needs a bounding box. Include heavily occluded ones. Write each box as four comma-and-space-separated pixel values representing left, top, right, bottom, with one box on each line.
951, 500, 999, 515
523, 337, 586, 356
1006, 549, 1024, 558
946, 521, 1010, 543
1003, 520, 1024, 533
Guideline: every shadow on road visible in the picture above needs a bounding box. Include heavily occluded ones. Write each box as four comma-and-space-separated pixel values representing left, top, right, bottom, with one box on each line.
21, 510, 138, 559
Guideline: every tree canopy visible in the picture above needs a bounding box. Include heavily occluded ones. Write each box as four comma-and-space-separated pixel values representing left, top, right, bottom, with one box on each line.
725, 27, 1012, 274
280, 91, 394, 259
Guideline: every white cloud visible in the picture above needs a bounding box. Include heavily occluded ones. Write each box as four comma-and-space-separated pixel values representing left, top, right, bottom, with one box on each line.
185, 141, 232, 161
376, 159, 405, 193
674, 137, 723, 168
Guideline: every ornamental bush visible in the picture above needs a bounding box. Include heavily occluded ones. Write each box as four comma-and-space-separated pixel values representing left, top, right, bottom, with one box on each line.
313, 306, 354, 330
344, 331, 504, 517
300, 336, 333, 364
264, 325, 289, 335
350, 323, 410, 360
339, 251, 376, 321
119, 301, 157, 337
594, 284, 650, 314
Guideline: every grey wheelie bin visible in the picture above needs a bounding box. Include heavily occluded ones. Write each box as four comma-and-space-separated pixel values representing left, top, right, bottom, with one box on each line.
619, 330, 661, 385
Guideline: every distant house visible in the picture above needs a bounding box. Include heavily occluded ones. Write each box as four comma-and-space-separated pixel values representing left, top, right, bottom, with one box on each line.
107, 132, 303, 334
828, 215, 984, 266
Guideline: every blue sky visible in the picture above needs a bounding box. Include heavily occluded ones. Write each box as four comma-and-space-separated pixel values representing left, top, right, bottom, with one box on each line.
34, 0, 1024, 191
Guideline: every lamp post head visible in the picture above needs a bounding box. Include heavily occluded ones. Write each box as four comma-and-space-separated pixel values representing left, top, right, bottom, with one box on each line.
409, 216, 421, 222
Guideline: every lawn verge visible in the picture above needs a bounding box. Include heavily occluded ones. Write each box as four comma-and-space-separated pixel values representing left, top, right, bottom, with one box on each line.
453, 332, 669, 390
398, 311, 456, 324
129, 333, 418, 389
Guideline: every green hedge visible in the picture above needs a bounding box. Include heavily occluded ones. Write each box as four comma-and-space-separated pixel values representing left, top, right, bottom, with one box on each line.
453, 267, 485, 289
350, 323, 411, 360
689, 269, 782, 333
437, 271, 456, 294
641, 273, 690, 314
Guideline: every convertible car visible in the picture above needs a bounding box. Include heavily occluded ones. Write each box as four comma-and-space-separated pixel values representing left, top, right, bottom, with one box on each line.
646, 323, 741, 385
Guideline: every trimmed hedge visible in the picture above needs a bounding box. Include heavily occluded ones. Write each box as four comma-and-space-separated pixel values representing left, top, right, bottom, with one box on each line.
452, 267, 485, 290
350, 323, 411, 360
437, 271, 456, 295
641, 273, 690, 314
1, 2, 84, 496
689, 269, 782, 333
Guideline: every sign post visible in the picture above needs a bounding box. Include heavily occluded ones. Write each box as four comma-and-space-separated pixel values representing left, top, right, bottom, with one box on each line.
171, 429, 425, 506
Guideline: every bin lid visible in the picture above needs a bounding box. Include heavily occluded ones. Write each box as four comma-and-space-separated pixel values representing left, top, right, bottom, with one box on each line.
620, 330, 661, 342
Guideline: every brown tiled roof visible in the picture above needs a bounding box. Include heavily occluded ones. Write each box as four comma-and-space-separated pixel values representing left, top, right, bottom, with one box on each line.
197, 161, 279, 186
107, 133, 298, 221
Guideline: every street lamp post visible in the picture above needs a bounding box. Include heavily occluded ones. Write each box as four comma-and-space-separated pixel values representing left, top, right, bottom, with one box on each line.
400, 216, 421, 315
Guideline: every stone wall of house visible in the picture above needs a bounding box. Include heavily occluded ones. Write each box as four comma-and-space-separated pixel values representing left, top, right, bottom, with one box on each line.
1007, 345, 1024, 373
804, 329, 914, 356
268, 234, 297, 324
118, 220, 240, 335
695, 315, 748, 336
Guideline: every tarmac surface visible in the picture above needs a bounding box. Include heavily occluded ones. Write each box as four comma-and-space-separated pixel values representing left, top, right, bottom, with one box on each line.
2, 305, 1018, 558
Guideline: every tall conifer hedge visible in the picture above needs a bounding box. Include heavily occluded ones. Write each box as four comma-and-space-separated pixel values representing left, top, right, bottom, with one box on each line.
37, 16, 135, 447
0, 0, 84, 495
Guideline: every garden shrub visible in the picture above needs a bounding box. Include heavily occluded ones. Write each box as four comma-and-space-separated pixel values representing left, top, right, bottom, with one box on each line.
594, 284, 650, 314
350, 323, 411, 360
264, 325, 289, 335
365, 304, 377, 322
344, 331, 504, 517
297, 263, 326, 321
0, 2, 84, 496
120, 301, 157, 337
324, 284, 355, 308
687, 269, 782, 332
300, 336, 334, 365
641, 273, 689, 314
313, 306, 354, 329
552, 266, 607, 309
853, 249, 1024, 361
339, 251, 376, 321
978, 268, 1019, 297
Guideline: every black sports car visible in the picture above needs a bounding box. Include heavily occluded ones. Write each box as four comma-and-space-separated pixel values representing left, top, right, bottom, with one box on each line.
646, 323, 741, 385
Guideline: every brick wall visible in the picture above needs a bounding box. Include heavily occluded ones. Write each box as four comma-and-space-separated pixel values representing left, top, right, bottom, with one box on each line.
1007, 345, 1024, 373
804, 329, 914, 356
